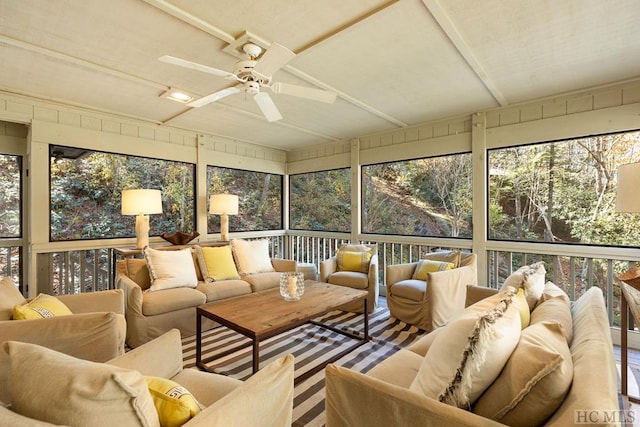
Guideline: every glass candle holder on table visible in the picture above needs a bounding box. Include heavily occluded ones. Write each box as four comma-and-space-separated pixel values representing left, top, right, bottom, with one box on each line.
280, 272, 304, 301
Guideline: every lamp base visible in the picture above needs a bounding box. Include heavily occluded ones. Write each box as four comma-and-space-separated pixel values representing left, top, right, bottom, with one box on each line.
135, 214, 150, 249
220, 213, 229, 242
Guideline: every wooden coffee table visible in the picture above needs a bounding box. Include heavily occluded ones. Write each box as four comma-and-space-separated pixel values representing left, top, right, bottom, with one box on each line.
196, 280, 369, 384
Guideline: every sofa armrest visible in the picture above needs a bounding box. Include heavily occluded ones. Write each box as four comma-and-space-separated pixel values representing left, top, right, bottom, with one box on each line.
325, 364, 503, 427
271, 258, 296, 273
368, 253, 379, 288
427, 265, 477, 328
319, 257, 337, 282
117, 275, 144, 316
56, 289, 125, 315
386, 262, 418, 287
108, 329, 183, 379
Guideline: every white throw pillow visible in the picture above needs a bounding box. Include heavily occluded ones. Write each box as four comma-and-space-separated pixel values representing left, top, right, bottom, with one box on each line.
501, 261, 546, 310
410, 287, 522, 408
144, 247, 198, 291
231, 239, 275, 276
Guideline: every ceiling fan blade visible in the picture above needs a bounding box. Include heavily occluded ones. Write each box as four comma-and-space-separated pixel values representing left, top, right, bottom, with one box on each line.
159, 55, 235, 79
188, 86, 241, 108
253, 43, 295, 77
271, 82, 337, 104
253, 92, 283, 122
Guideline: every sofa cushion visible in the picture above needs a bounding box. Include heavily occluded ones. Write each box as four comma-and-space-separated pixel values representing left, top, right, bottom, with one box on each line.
3, 340, 159, 426
367, 349, 423, 389
501, 261, 546, 310
472, 322, 573, 425
412, 260, 455, 281
195, 245, 240, 282
145, 376, 203, 426
409, 287, 521, 407
197, 280, 252, 302
327, 271, 369, 290
530, 291, 573, 344
144, 247, 198, 291
125, 258, 152, 290
231, 239, 275, 276
142, 288, 206, 316
13, 293, 72, 320
0, 276, 26, 320
242, 272, 283, 292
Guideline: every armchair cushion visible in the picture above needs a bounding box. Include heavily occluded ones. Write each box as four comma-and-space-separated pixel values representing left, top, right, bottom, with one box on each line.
13, 293, 72, 320
410, 288, 521, 407
0, 276, 26, 320
3, 340, 158, 426
231, 239, 275, 276
327, 271, 369, 290
412, 260, 455, 281
389, 280, 426, 301
144, 247, 198, 291
195, 245, 240, 282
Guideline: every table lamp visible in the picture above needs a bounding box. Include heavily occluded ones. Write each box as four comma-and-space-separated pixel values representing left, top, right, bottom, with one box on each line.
121, 189, 163, 249
209, 194, 238, 241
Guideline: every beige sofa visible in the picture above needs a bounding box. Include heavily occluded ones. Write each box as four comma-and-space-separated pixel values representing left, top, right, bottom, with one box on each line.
386, 251, 477, 331
0, 283, 126, 405
1, 329, 294, 426
326, 285, 619, 426
117, 242, 296, 347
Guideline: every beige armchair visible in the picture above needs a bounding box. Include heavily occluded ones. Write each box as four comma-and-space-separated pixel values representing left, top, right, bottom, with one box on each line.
386, 251, 477, 331
320, 243, 379, 313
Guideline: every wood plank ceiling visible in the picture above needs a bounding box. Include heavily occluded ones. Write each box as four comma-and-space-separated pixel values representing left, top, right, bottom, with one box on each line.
1, 0, 639, 150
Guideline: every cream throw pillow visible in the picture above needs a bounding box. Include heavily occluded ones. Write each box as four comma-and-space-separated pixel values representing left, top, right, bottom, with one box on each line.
4, 340, 159, 427
144, 247, 198, 291
501, 261, 546, 310
231, 239, 274, 276
423, 251, 460, 268
473, 322, 573, 425
0, 276, 26, 320
195, 245, 240, 282
409, 287, 522, 408
13, 293, 72, 320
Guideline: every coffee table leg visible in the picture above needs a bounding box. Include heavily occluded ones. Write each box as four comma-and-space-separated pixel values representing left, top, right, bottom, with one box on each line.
196, 311, 202, 370
252, 339, 259, 373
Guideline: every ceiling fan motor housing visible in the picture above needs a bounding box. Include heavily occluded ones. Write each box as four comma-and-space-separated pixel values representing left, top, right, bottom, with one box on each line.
245, 81, 260, 95
234, 60, 270, 85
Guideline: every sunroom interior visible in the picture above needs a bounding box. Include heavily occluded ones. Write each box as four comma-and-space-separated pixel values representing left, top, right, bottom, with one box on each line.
2, 0, 640, 419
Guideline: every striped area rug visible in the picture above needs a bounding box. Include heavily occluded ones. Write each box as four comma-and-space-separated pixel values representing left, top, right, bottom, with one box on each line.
182, 298, 425, 426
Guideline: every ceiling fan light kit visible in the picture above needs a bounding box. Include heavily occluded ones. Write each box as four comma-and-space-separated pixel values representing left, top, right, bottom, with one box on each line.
159, 38, 337, 122
161, 88, 194, 104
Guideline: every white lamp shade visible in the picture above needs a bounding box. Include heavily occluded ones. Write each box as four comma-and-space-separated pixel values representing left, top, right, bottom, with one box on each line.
617, 162, 640, 213
209, 194, 239, 215
121, 189, 163, 215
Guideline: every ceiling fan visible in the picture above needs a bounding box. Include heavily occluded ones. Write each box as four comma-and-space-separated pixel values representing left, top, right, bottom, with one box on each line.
159, 42, 337, 122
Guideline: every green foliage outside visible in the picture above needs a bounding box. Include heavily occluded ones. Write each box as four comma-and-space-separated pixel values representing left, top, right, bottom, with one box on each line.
290, 169, 351, 231
0, 154, 20, 237
50, 146, 195, 240
362, 154, 473, 237
206, 166, 283, 232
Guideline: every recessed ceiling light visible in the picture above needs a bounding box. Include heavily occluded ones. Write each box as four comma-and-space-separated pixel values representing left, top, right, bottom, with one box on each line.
161, 88, 193, 104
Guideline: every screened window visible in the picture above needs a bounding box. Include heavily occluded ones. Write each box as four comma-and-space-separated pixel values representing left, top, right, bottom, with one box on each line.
289, 168, 351, 232
206, 166, 282, 233
488, 130, 640, 246
0, 153, 22, 286
362, 154, 472, 237
50, 145, 195, 241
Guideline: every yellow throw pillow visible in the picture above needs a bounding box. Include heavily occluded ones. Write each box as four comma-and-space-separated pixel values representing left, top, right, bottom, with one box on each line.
13, 293, 72, 320
412, 259, 455, 281
336, 249, 372, 273
515, 288, 531, 329
196, 246, 240, 282
146, 376, 203, 427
